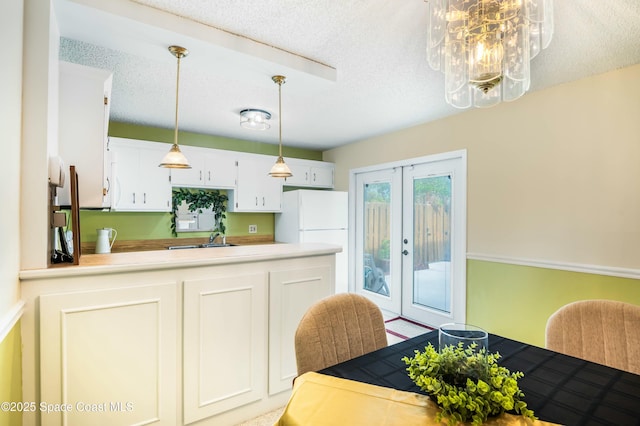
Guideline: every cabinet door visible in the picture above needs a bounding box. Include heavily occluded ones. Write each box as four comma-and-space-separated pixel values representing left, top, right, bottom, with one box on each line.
169, 145, 205, 187
39, 283, 178, 426
268, 263, 334, 395
137, 143, 172, 211
58, 61, 113, 208
110, 138, 172, 212
283, 163, 310, 187
111, 142, 140, 210
282, 159, 335, 188
231, 156, 282, 212
204, 150, 237, 188
310, 165, 334, 188
183, 273, 267, 423
260, 163, 284, 211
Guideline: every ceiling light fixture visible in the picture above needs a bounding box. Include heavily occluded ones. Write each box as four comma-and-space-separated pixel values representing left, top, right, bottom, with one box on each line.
159, 45, 191, 169
240, 108, 271, 130
427, 0, 554, 109
269, 75, 293, 178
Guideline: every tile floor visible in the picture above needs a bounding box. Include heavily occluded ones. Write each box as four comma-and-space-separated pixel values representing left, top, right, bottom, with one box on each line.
237, 317, 431, 425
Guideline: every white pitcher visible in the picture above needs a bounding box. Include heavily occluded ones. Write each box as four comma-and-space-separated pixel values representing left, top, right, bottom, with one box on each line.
96, 228, 117, 254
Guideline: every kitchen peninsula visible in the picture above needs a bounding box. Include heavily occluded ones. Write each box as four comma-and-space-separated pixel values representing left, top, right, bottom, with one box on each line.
20, 243, 339, 425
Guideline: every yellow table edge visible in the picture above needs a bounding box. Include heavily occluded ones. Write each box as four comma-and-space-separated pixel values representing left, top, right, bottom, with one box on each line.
275, 372, 559, 426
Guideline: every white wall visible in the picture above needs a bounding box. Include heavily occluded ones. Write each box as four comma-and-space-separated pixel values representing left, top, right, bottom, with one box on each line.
0, 0, 24, 335
21, 0, 60, 270
324, 64, 640, 271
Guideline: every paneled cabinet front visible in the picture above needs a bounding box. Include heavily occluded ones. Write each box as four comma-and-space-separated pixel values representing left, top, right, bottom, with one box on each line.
268, 263, 334, 395
58, 61, 113, 208
110, 137, 172, 211
228, 155, 283, 212
183, 273, 267, 424
170, 146, 237, 189
21, 252, 337, 425
284, 159, 335, 189
38, 283, 178, 426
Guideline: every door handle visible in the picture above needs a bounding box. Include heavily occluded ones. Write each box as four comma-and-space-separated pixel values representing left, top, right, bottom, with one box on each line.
402, 250, 409, 255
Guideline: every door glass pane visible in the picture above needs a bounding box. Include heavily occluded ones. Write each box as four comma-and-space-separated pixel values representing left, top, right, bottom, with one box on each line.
362, 183, 390, 297
412, 175, 451, 312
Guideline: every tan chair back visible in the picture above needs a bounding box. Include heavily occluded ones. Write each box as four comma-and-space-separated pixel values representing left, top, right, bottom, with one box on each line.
545, 299, 640, 374
295, 293, 388, 376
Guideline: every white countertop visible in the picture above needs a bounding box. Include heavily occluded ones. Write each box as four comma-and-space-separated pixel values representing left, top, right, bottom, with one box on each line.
20, 243, 341, 281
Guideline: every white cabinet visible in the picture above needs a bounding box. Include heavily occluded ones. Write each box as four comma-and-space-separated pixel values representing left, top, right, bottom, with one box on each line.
170, 146, 237, 189
268, 264, 334, 395
110, 137, 172, 212
284, 159, 335, 188
183, 273, 267, 424
39, 283, 178, 426
21, 250, 337, 426
58, 61, 113, 208
228, 155, 283, 212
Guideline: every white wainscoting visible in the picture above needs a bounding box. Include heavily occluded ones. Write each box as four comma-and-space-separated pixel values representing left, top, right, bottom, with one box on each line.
467, 253, 640, 280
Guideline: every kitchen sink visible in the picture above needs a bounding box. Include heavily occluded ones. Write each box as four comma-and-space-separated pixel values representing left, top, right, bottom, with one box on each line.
167, 243, 236, 250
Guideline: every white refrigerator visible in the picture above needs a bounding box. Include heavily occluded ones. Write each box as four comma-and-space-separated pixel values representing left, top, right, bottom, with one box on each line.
275, 190, 348, 293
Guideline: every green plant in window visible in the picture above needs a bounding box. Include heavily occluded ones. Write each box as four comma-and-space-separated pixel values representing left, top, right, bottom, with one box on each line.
171, 188, 228, 236
403, 343, 535, 425
378, 239, 390, 260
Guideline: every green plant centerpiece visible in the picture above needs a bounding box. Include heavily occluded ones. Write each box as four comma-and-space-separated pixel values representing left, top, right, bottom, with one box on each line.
171, 188, 228, 236
403, 343, 536, 426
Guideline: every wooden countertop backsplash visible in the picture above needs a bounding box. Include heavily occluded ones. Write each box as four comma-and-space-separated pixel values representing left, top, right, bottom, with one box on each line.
81, 234, 275, 254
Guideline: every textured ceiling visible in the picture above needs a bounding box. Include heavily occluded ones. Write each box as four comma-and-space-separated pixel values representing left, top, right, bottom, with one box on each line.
56, 0, 640, 151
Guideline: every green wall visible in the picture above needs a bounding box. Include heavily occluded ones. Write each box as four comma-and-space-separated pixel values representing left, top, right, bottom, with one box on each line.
0, 322, 22, 426
109, 121, 322, 160
78, 123, 323, 242
79, 210, 275, 242
467, 259, 640, 347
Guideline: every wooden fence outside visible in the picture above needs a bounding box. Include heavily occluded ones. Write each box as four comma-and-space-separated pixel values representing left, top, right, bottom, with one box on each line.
365, 202, 450, 270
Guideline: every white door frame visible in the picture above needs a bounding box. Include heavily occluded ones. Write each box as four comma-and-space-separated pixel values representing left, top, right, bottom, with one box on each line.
349, 150, 467, 325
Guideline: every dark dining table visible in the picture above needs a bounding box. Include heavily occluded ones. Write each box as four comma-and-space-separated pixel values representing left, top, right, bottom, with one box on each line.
319, 330, 640, 426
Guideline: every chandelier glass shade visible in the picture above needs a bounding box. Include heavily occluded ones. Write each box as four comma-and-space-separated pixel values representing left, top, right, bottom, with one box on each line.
269, 75, 293, 178
159, 45, 191, 169
427, 0, 554, 108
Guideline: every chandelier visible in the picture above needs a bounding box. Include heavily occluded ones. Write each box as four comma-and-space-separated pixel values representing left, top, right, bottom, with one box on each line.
426, 0, 554, 108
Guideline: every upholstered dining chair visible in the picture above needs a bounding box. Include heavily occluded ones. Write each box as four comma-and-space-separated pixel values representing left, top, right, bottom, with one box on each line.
545, 299, 640, 374
294, 293, 388, 376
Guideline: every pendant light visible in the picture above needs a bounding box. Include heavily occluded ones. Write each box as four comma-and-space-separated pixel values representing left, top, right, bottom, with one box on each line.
269, 75, 293, 178
159, 45, 191, 169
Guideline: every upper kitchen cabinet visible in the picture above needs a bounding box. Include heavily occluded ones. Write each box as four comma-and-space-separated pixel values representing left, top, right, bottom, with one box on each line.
109, 137, 172, 212
58, 61, 113, 208
170, 146, 237, 189
228, 154, 283, 212
284, 158, 335, 188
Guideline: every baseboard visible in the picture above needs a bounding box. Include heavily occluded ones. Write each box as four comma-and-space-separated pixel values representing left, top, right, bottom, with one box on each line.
0, 300, 25, 343
467, 253, 640, 280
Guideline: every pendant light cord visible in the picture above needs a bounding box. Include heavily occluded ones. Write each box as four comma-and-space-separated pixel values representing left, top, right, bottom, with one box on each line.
278, 79, 282, 157
174, 53, 181, 147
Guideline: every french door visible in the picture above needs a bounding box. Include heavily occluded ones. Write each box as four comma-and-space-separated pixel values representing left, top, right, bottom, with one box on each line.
354, 168, 402, 314
353, 151, 466, 327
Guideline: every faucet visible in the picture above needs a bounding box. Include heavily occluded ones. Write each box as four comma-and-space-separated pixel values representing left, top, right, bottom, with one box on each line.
209, 232, 220, 244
